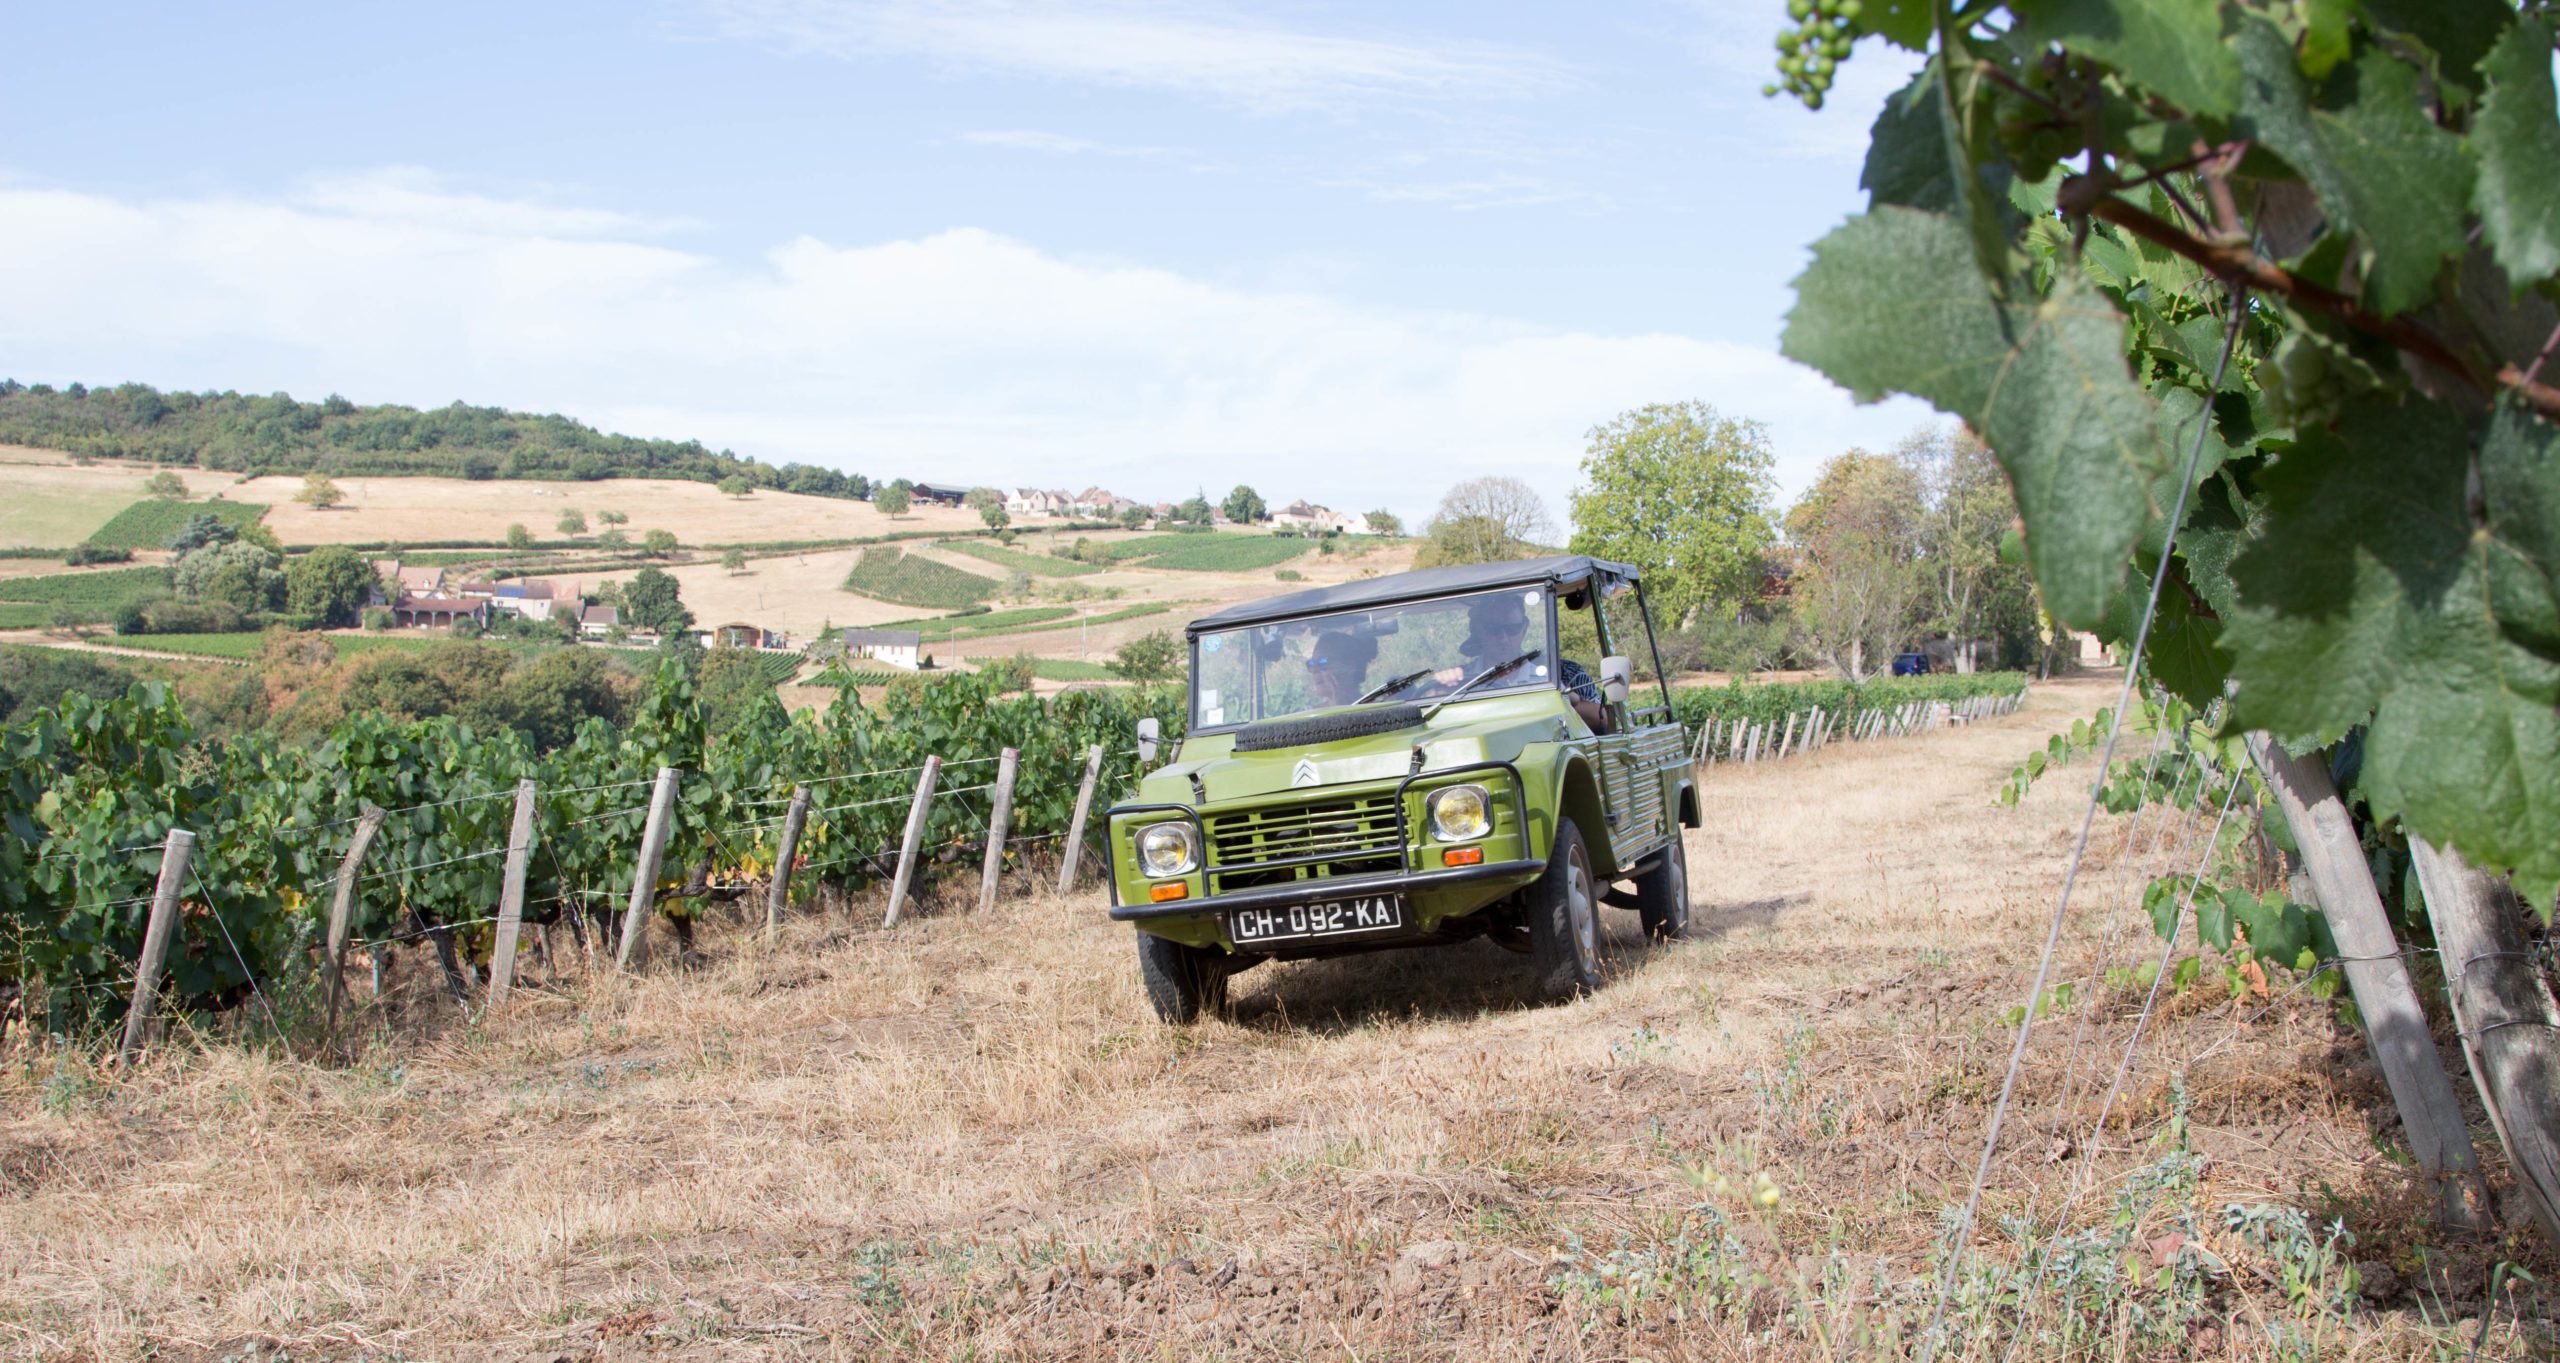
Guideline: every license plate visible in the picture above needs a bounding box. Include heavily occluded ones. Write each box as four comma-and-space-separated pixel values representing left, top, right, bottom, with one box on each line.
1228, 896, 1405, 945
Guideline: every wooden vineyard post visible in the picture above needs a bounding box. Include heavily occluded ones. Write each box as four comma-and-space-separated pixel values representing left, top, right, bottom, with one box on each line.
2247, 733, 2490, 1228
764, 785, 811, 941
979, 748, 1019, 914
883, 757, 941, 929
616, 766, 682, 971
486, 779, 539, 1007
323, 805, 387, 1040
1056, 743, 1105, 894
2408, 838, 2560, 1254
118, 830, 196, 1064
1778, 713, 1799, 759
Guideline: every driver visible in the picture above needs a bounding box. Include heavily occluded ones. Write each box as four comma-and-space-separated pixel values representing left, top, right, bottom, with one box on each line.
1305, 630, 1377, 708
1431, 594, 1612, 733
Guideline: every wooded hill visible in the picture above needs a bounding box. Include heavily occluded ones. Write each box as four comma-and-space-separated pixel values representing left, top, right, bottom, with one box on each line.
0, 379, 874, 498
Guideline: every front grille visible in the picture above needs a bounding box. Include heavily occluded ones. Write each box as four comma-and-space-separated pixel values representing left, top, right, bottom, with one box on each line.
1208, 792, 1402, 891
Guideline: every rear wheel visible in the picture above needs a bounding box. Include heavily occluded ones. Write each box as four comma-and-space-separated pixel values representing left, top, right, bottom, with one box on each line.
1137, 932, 1229, 1024
1528, 819, 1602, 1000
1635, 835, 1691, 941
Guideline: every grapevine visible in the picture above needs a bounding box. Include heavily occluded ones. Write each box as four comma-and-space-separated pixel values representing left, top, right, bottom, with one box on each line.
0, 665, 1184, 1034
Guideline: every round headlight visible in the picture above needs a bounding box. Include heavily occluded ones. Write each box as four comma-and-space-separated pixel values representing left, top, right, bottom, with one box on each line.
1427, 784, 1491, 841
1137, 822, 1198, 878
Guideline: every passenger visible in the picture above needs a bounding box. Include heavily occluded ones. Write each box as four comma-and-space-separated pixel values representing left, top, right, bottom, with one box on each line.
1305, 631, 1377, 708
1431, 595, 1612, 733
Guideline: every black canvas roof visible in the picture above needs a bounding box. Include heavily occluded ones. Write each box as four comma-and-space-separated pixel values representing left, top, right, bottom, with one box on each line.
1185, 554, 1639, 636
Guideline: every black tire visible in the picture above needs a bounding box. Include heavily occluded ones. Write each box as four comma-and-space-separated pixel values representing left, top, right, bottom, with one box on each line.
1527, 819, 1603, 1001
1635, 835, 1691, 942
1137, 932, 1229, 1024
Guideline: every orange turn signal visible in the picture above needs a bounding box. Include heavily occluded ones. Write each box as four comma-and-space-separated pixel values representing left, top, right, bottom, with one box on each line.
1441, 846, 1484, 867
1150, 882, 1190, 902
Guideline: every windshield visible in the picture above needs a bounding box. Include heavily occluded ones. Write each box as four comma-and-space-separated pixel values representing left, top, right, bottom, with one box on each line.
1189, 587, 1555, 730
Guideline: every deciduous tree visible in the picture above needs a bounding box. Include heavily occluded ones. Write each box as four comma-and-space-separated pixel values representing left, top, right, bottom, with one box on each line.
1419, 476, 1552, 567
285, 544, 376, 628
1568, 401, 1775, 628
293, 472, 345, 509
1786, 450, 1925, 682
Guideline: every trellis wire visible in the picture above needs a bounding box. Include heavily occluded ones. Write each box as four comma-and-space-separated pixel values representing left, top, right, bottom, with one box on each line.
1919, 285, 2245, 1362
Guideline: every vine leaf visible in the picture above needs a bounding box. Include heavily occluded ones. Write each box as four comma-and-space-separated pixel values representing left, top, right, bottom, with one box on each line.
2233, 19, 2472, 317
2227, 397, 2560, 908
2360, 0, 2513, 100
1784, 205, 2162, 628
2007, 0, 2239, 117
2472, 16, 2560, 290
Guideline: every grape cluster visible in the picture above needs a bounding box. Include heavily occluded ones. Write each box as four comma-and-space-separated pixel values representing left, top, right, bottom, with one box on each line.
2258, 333, 2372, 430
1991, 54, 2086, 184
1766, 0, 1861, 110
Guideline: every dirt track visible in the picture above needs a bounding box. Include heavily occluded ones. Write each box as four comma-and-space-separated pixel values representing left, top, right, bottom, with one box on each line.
1, 672, 2545, 1360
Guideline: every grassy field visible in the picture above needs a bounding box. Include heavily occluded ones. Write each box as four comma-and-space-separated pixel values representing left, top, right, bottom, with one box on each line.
3, 673, 2528, 1358
840, 547, 998, 609
82, 498, 267, 551
941, 540, 1104, 578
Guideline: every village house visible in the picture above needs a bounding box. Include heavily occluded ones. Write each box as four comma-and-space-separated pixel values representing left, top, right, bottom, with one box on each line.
578, 604, 620, 638
910, 482, 972, 507
454, 578, 561, 622
1005, 488, 1073, 517
835, 628, 921, 669
391, 591, 488, 630
713, 622, 790, 649
1270, 501, 1369, 535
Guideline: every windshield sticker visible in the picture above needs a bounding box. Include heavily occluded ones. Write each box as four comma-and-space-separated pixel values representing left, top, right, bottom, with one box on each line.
1535, 665, 1549, 677
1204, 636, 1222, 653
1204, 707, 1224, 726
1200, 688, 1217, 709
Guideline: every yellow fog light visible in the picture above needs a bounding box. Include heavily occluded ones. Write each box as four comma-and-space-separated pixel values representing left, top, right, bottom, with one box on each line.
1136, 822, 1199, 878
1426, 784, 1491, 841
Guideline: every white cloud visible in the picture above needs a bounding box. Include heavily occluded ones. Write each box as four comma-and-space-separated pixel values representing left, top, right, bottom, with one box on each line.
700, 0, 1566, 113
958, 128, 1179, 158
0, 176, 1933, 523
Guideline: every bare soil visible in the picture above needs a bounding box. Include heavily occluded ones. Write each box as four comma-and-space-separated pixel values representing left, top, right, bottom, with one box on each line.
2, 673, 2548, 1360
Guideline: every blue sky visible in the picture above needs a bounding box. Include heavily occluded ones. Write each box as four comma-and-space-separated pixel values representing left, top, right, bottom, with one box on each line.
0, 0, 1934, 525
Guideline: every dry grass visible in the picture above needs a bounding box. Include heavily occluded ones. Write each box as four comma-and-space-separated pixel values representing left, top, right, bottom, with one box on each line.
0, 453, 170, 549
2, 673, 2548, 1361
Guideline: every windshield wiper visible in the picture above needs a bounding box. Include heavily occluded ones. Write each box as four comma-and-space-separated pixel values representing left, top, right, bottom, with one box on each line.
1356, 668, 1435, 705
1424, 649, 1541, 718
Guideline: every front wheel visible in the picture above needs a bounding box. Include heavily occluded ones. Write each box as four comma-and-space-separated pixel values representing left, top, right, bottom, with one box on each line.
1137, 932, 1229, 1024
1635, 835, 1691, 941
1527, 819, 1602, 1001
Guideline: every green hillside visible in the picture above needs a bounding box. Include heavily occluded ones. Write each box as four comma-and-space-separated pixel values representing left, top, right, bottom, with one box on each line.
0, 378, 876, 498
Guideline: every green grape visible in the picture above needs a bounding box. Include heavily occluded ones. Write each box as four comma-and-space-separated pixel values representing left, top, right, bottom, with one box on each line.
1789, 0, 1813, 17
2274, 334, 2326, 386
1839, 0, 1861, 17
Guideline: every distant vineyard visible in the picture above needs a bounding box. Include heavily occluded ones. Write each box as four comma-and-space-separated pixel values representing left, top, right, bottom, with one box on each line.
0, 565, 172, 609
968, 655, 1117, 681
1670, 671, 2030, 730
1122, 534, 1309, 573
839, 548, 997, 609
83, 499, 267, 551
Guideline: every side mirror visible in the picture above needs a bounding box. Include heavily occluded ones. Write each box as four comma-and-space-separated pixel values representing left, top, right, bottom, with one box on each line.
1599, 656, 1634, 705
1136, 716, 1161, 764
